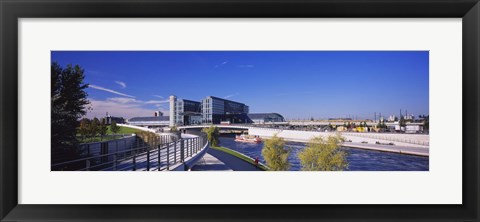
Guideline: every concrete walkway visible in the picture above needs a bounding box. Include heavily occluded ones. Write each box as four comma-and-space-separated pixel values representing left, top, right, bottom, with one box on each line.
191, 153, 232, 171
207, 148, 262, 171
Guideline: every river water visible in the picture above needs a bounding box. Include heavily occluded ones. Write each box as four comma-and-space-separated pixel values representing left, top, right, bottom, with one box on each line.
218, 136, 429, 171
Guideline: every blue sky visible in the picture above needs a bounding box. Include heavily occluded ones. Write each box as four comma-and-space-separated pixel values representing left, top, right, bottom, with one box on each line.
51, 51, 429, 120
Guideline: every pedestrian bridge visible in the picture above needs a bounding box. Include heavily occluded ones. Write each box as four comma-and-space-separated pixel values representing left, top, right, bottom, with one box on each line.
52, 132, 209, 171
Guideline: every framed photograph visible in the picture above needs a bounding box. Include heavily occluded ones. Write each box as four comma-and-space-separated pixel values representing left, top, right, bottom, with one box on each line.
1, 0, 479, 221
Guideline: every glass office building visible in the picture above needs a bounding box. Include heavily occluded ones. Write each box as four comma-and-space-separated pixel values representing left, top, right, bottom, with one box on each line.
170, 95, 285, 126
201, 96, 249, 124
170, 95, 202, 126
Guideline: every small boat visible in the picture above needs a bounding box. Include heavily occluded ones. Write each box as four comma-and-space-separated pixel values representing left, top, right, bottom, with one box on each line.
235, 134, 262, 143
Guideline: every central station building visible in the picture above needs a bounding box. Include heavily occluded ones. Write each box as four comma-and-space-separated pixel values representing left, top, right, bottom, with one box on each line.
169, 95, 283, 126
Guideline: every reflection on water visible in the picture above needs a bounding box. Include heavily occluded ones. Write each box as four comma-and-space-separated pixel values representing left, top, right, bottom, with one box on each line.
218, 135, 429, 171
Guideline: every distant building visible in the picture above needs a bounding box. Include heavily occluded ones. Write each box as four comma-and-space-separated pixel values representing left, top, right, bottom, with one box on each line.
128, 116, 170, 127
154, 111, 163, 117
170, 96, 202, 126
104, 113, 125, 125
388, 115, 396, 122
405, 122, 424, 133
201, 96, 249, 124
328, 118, 352, 121
168, 95, 284, 126
247, 113, 285, 124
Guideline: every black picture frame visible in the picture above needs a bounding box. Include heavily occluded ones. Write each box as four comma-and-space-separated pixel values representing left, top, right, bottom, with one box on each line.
1, 0, 479, 221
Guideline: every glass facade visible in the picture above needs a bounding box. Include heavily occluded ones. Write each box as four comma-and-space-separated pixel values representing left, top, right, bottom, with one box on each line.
201, 96, 249, 124
173, 99, 202, 126
171, 95, 280, 126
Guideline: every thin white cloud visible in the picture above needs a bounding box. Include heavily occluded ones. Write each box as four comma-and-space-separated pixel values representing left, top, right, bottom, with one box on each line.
238, 64, 254, 68
89, 84, 135, 98
214, 61, 229, 68
115, 81, 126, 88
144, 99, 170, 104
86, 98, 169, 119
152, 95, 164, 98
224, 93, 239, 99
107, 97, 141, 104
102, 97, 169, 105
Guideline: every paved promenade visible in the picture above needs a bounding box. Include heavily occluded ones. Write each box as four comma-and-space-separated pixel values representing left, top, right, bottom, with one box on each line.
205, 149, 262, 171
191, 153, 232, 171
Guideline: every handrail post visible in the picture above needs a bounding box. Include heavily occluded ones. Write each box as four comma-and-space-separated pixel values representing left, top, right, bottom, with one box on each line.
181, 139, 185, 162
132, 155, 136, 171
174, 141, 177, 163
113, 154, 117, 171
166, 143, 170, 170
86, 160, 90, 171
158, 144, 161, 170
146, 149, 150, 171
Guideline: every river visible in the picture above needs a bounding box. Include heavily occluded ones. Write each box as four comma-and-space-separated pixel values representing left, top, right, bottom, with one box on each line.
218, 135, 429, 171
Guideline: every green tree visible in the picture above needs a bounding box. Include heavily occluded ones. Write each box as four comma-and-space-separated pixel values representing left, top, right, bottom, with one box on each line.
98, 120, 108, 140
110, 120, 120, 134
78, 118, 91, 141
202, 125, 220, 147
261, 135, 290, 171
399, 116, 407, 127
51, 62, 89, 163
170, 126, 178, 132
89, 117, 101, 140
298, 135, 348, 171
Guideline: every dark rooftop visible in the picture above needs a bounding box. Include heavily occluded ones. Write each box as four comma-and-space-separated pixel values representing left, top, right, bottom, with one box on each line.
247, 113, 285, 120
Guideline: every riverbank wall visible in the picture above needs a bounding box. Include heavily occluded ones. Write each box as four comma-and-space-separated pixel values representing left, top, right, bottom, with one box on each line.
248, 128, 429, 156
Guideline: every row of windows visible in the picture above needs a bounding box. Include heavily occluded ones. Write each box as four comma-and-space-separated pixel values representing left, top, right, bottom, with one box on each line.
175, 98, 248, 117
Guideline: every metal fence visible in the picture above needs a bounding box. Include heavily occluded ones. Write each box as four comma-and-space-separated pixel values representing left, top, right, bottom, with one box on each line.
52, 133, 207, 171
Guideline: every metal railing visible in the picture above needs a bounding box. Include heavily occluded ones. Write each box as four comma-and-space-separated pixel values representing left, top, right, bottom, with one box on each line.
52, 133, 208, 171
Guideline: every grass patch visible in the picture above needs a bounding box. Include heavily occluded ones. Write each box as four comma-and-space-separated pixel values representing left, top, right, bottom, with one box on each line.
107, 125, 142, 134
211, 146, 268, 171
77, 126, 143, 143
